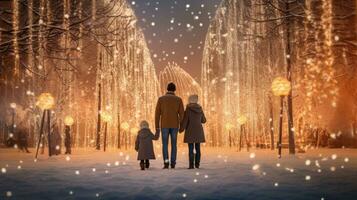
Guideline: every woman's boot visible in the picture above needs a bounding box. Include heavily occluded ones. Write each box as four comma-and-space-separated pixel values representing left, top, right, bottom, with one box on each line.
140, 161, 145, 170
188, 154, 194, 169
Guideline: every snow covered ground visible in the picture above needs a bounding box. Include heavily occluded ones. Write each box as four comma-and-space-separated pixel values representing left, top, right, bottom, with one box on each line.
1, 146, 357, 200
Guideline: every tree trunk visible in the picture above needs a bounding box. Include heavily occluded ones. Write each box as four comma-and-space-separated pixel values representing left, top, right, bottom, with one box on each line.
269, 96, 275, 150
103, 122, 107, 152
35, 110, 46, 159
47, 109, 52, 157
96, 82, 101, 150
285, 1, 295, 155
117, 113, 121, 149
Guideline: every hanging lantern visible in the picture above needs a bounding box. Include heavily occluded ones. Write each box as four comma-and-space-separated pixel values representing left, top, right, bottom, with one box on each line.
121, 122, 130, 131
237, 115, 248, 125
225, 122, 234, 131
101, 112, 112, 123
64, 115, 74, 126
271, 77, 291, 96
36, 93, 55, 110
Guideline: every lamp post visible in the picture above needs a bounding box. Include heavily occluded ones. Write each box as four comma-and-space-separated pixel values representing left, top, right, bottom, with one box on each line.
225, 122, 234, 147
64, 115, 74, 154
121, 122, 129, 149
271, 77, 291, 158
237, 115, 248, 152
35, 93, 55, 159
101, 112, 112, 152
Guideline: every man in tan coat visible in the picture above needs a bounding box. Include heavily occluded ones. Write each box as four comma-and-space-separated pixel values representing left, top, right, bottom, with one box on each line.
155, 82, 184, 169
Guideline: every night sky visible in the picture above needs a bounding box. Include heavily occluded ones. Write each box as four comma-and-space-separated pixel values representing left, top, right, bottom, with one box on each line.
129, 0, 222, 80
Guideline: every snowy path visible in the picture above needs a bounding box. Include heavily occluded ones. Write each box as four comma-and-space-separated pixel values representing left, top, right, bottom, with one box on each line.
1, 147, 357, 200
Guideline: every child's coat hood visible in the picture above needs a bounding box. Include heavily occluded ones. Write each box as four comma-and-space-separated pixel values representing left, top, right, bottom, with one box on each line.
187, 103, 203, 114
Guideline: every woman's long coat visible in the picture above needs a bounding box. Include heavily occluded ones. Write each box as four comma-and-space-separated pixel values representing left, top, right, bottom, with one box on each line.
180, 103, 206, 143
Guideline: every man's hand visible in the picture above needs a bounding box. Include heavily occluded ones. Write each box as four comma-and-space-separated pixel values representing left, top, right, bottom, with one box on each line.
155, 128, 161, 135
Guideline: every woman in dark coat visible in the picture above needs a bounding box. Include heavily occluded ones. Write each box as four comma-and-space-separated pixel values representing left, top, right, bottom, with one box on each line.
180, 94, 206, 169
135, 120, 160, 170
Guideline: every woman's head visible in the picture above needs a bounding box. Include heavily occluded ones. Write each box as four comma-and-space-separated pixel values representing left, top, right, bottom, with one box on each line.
188, 94, 198, 104
140, 120, 150, 129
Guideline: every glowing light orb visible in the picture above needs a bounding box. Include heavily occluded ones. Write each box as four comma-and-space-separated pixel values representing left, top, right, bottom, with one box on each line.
121, 122, 130, 131
36, 93, 55, 110
237, 115, 247, 125
10, 102, 17, 109
64, 115, 74, 126
305, 175, 311, 181
101, 112, 112, 123
6, 191, 12, 197
271, 77, 291, 96
225, 122, 234, 131
252, 164, 260, 171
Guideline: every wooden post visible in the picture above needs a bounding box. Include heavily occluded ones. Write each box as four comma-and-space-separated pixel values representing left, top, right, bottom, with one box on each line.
278, 96, 284, 158
35, 110, 46, 159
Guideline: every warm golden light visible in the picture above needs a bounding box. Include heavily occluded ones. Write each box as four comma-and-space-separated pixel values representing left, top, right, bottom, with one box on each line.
271, 77, 291, 96
225, 122, 234, 131
237, 115, 248, 125
101, 112, 112, 123
121, 122, 130, 131
130, 127, 139, 134
64, 115, 74, 126
36, 93, 55, 110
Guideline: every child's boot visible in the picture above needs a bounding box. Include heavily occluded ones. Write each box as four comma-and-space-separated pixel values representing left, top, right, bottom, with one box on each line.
140, 161, 145, 170
145, 160, 150, 169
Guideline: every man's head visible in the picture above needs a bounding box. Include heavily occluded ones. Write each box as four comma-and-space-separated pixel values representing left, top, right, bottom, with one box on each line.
167, 82, 176, 92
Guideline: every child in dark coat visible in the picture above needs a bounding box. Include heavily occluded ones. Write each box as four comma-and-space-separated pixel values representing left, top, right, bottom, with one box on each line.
135, 120, 160, 170
180, 94, 206, 169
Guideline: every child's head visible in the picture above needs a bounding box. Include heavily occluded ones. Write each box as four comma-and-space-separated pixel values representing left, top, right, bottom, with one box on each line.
188, 94, 198, 104
140, 120, 149, 129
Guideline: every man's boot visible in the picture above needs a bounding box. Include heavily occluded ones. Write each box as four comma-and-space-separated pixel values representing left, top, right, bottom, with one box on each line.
171, 163, 176, 169
195, 153, 200, 169
163, 162, 169, 169
188, 154, 194, 169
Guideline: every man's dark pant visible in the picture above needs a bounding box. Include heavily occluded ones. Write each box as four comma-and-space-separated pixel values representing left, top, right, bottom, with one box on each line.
162, 128, 178, 165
